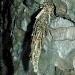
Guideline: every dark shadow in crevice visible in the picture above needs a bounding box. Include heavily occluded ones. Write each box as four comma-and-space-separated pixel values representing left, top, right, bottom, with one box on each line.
1, 0, 14, 75
2, 30, 14, 75
21, 8, 42, 72
53, 3, 56, 16
23, 0, 26, 5
0, 65, 1, 75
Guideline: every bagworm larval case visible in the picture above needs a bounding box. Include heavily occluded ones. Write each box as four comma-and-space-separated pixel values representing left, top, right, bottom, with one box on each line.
31, 2, 53, 73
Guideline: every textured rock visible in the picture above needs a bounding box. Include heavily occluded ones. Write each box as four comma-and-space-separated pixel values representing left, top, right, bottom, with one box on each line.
55, 0, 67, 17
43, 33, 52, 52
25, 0, 34, 6
21, 19, 29, 31
1, 0, 75, 75
62, 0, 75, 22
12, 26, 25, 72
17, 3, 25, 15
21, 14, 31, 31
66, 27, 75, 40
50, 17, 74, 29
38, 49, 55, 75
34, 0, 46, 4
50, 27, 67, 40
50, 26, 75, 40
13, 0, 22, 9
52, 40, 75, 58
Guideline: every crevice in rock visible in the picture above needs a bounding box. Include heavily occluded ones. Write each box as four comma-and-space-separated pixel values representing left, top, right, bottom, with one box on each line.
53, 2, 75, 25
53, 3, 56, 16
1, 0, 14, 75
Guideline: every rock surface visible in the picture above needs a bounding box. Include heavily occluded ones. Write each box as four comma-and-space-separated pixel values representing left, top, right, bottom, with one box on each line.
1, 0, 75, 75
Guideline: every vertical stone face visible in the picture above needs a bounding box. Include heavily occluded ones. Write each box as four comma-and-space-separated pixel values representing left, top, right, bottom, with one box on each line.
0, 27, 2, 58
1, 0, 75, 75
0, 26, 2, 75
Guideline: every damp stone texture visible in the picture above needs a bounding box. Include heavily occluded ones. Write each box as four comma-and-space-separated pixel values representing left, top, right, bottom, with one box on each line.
1, 0, 75, 75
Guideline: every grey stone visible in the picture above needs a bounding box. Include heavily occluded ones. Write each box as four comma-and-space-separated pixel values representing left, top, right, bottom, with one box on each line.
50, 26, 75, 40
13, 0, 22, 9
17, 3, 25, 15
55, 0, 67, 17
62, 0, 75, 22
25, 0, 34, 6
38, 49, 55, 75
52, 40, 75, 58
43, 33, 52, 52
21, 19, 29, 31
38, 34, 54, 75
21, 12, 31, 31
34, 0, 46, 4
50, 17, 74, 29
12, 25, 25, 74
27, 2, 40, 13
50, 27, 67, 41
2, 0, 75, 74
